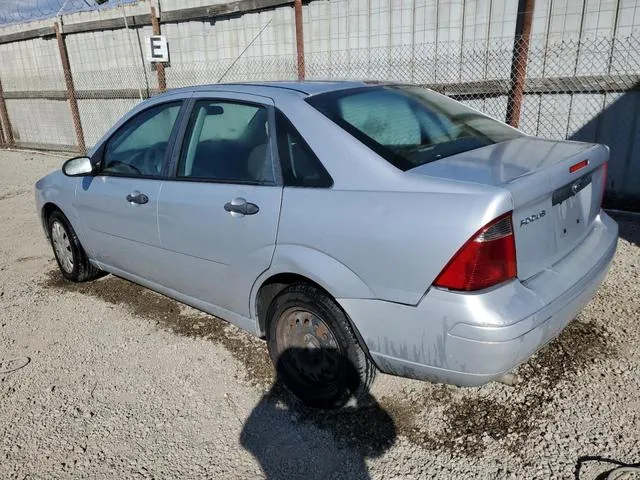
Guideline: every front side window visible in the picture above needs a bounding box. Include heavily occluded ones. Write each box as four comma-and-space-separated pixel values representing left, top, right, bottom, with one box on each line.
307, 86, 522, 171
178, 100, 274, 184
102, 102, 181, 176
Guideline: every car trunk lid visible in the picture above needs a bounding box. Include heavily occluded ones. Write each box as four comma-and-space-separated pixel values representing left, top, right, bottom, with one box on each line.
409, 136, 609, 280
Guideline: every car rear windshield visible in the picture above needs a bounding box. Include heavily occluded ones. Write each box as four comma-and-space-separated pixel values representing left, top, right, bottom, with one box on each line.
306, 86, 523, 171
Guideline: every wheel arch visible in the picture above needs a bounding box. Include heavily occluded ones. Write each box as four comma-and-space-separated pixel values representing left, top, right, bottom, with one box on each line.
251, 247, 375, 333
252, 255, 376, 363
41, 202, 63, 237
255, 273, 325, 336
41, 200, 91, 259
254, 272, 374, 361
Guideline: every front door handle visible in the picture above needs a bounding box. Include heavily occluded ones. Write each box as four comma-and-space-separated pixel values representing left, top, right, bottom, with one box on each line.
126, 192, 149, 205
224, 198, 259, 216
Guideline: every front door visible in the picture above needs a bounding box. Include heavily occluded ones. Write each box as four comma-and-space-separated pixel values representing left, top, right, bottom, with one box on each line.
77, 100, 183, 281
157, 94, 282, 318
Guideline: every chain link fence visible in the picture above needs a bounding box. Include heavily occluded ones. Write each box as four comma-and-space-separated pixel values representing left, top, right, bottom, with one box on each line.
306, 34, 640, 138
3, 32, 639, 148
0, 3, 639, 206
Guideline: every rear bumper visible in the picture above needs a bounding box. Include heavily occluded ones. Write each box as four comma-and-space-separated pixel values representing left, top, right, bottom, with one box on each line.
337, 211, 618, 386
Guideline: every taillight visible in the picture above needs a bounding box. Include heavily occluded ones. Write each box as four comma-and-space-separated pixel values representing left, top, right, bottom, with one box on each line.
601, 162, 608, 206
433, 212, 517, 291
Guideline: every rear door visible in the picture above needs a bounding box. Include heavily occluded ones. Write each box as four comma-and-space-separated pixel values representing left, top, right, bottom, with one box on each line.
77, 100, 184, 281
157, 92, 282, 317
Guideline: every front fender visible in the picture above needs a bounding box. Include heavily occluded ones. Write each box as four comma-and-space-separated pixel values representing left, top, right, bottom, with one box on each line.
35, 171, 87, 247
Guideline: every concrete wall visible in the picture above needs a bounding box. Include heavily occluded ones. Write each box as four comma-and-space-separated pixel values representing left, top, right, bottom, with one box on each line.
5, 98, 76, 148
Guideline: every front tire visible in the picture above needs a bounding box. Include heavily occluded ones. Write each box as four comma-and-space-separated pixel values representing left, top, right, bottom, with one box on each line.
48, 210, 102, 282
266, 284, 376, 409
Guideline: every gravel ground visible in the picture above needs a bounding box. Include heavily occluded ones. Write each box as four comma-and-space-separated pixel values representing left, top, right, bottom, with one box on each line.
0, 149, 638, 479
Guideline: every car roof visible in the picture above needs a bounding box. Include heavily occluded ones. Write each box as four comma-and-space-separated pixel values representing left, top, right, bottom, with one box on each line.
160, 80, 386, 100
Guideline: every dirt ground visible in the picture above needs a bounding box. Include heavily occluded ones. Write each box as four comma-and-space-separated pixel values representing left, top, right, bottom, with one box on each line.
0, 149, 639, 479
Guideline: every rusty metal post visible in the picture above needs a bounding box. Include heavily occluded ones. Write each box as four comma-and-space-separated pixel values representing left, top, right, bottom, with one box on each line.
54, 22, 86, 154
150, 6, 167, 92
294, 0, 305, 80
0, 78, 14, 147
505, 0, 535, 128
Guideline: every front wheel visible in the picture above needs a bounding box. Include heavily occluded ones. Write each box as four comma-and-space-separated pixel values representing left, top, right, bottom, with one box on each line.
266, 284, 376, 409
48, 210, 102, 282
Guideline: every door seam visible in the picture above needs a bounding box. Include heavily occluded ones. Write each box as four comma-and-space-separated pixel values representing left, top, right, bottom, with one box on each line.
157, 181, 165, 247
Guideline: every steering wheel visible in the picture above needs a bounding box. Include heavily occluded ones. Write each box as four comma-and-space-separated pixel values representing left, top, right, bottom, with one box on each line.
141, 143, 167, 175
106, 160, 142, 175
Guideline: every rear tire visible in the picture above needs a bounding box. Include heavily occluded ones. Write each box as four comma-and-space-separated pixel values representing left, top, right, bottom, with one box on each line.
266, 283, 376, 409
48, 210, 102, 282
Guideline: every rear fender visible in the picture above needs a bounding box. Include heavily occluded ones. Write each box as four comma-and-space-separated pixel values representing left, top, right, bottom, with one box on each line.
249, 244, 376, 332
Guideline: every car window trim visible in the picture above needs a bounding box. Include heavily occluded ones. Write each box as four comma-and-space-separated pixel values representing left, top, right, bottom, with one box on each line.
94, 100, 187, 180
165, 97, 196, 178
166, 97, 282, 187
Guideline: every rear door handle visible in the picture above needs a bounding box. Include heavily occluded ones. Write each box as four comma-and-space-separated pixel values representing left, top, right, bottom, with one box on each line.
224, 198, 259, 216
126, 192, 149, 205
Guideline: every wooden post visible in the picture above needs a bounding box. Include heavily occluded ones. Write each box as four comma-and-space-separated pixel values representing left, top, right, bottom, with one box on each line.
54, 22, 86, 154
150, 6, 167, 92
0, 78, 14, 147
505, 0, 535, 128
294, 0, 305, 80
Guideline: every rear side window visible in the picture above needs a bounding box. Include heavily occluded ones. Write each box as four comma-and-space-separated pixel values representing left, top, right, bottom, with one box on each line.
275, 110, 332, 188
177, 100, 275, 184
307, 86, 522, 171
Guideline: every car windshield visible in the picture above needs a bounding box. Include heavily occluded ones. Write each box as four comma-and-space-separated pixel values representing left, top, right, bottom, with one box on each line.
306, 85, 523, 171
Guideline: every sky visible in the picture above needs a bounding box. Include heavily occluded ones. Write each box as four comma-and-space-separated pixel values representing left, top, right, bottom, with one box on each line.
0, 0, 138, 26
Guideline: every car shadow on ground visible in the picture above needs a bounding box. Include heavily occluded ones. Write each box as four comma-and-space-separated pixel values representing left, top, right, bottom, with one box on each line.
240, 348, 397, 480
607, 211, 640, 246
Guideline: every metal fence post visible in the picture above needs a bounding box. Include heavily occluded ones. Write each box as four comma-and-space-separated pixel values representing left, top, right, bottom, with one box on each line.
150, 6, 167, 92
54, 22, 86, 154
294, 0, 305, 80
0, 78, 14, 147
505, 0, 535, 128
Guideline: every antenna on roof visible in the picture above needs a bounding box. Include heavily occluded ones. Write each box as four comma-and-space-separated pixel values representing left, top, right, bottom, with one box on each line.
217, 18, 273, 84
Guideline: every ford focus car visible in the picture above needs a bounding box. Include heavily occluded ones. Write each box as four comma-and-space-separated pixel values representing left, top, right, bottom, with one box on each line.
35, 82, 618, 408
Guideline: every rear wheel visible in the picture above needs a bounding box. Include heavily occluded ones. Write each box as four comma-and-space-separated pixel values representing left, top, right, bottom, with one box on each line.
266, 284, 376, 409
48, 210, 102, 282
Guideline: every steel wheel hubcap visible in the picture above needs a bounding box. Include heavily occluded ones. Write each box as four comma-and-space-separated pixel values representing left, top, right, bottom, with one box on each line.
275, 307, 341, 384
51, 221, 73, 273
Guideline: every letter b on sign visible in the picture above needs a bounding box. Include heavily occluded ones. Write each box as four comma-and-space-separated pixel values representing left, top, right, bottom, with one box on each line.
146, 35, 169, 63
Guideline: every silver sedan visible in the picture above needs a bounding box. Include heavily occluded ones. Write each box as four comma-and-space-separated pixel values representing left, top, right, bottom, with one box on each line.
35, 82, 618, 408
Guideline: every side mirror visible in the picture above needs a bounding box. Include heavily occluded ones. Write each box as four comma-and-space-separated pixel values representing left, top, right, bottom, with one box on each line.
62, 156, 94, 177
